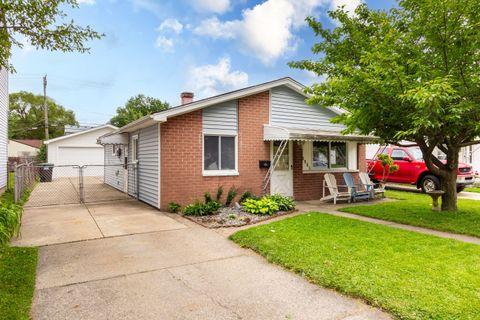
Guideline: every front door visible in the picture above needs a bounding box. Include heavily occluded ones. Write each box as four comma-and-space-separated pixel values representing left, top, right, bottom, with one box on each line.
270, 141, 293, 196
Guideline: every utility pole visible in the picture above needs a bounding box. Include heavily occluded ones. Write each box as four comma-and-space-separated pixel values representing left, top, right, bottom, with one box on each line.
43, 74, 49, 141
43, 75, 49, 162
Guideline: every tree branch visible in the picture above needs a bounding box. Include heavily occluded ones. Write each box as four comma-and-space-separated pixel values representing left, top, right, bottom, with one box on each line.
459, 140, 480, 147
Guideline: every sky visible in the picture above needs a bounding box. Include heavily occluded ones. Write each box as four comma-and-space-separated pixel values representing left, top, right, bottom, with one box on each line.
10, 0, 395, 126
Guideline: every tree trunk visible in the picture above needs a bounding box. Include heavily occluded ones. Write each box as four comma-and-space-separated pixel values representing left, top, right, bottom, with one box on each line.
441, 169, 457, 211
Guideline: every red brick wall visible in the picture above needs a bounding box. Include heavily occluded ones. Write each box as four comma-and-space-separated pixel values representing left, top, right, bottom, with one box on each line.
160, 91, 270, 208
292, 142, 361, 201
357, 143, 367, 172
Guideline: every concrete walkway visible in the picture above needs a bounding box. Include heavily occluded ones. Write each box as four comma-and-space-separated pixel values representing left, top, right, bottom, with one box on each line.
295, 200, 480, 245
14, 199, 390, 320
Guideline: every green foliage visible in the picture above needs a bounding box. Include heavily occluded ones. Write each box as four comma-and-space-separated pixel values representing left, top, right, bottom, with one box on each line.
243, 198, 279, 215
230, 213, 480, 319
0, 0, 103, 71
109, 95, 169, 127
0, 246, 38, 320
340, 190, 480, 237
225, 187, 237, 207
183, 200, 221, 216
204, 192, 213, 204
268, 194, 296, 211
215, 186, 223, 202
9, 92, 78, 140
239, 191, 254, 204
377, 154, 399, 182
0, 187, 30, 245
290, 0, 480, 210
167, 202, 181, 213
36, 144, 47, 162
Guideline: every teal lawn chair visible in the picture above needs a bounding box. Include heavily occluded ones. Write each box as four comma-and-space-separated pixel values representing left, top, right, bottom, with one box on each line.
343, 172, 370, 202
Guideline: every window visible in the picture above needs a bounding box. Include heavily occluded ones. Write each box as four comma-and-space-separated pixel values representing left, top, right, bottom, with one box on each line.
312, 141, 347, 169
132, 135, 138, 162
204, 135, 237, 173
112, 145, 117, 156
391, 149, 409, 161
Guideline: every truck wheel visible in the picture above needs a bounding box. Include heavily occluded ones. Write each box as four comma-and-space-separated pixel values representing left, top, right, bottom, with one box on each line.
457, 186, 465, 193
420, 175, 440, 193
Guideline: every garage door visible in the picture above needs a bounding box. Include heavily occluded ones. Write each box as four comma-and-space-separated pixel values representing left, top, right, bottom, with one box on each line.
54, 147, 104, 178
57, 147, 104, 165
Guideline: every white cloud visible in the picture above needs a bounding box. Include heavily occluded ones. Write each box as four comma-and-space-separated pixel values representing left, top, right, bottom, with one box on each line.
191, 0, 231, 14
189, 57, 248, 97
77, 0, 95, 4
155, 36, 174, 51
131, 0, 162, 16
330, 0, 362, 15
158, 19, 183, 34
193, 17, 238, 39
192, 0, 331, 65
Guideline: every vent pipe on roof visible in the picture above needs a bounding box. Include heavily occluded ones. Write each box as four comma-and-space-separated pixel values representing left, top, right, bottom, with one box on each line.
181, 92, 194, 105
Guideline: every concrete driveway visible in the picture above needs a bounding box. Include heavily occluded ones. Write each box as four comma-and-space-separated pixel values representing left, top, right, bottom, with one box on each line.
13, 199, 390, 320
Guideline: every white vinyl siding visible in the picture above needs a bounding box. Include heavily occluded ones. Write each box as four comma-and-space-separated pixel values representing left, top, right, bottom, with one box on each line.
0, 69, 7, 191
104, 145, 125, 191
202, 100, 238, 134
270, 86, 346, 130
128, 125, 159, 208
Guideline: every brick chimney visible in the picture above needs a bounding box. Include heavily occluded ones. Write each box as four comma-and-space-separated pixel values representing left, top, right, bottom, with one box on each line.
181, 92, 194, 105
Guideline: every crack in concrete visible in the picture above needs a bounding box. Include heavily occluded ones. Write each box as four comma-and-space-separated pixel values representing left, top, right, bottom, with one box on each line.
37, 254, 247, 291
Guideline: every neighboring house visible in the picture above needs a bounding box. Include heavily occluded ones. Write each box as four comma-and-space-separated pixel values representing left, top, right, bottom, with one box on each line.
8, 139, 42, 157
0, 68, 7, 194
98, 77, 375, 209
45, 124, 117, 177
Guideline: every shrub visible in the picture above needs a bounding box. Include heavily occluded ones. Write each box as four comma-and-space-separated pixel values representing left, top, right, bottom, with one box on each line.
0, 192, 23, 245
239, 191, 253, 204
243, 198, 279, 215
183, 200, 221, 216
168, 202, 181, 213
215, 186, 223, 202
204, 192, 213, 204
268, 194, 296, 211
225, 187, 237, 206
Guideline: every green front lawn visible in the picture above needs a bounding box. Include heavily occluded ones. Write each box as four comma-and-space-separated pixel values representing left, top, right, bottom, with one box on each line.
230, 214, 480, 319
466, 187, 480, 193
339, 191, 480, 237
0, 246, 38, 319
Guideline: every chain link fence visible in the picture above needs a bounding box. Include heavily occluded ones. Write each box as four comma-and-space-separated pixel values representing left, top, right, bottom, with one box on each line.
14, 162, 137, 207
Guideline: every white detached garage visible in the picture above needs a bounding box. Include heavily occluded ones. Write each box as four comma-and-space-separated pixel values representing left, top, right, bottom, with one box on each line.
45, 125, 117, 177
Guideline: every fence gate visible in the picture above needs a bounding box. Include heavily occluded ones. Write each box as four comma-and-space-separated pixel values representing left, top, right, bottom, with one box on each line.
16, 163, 138, 207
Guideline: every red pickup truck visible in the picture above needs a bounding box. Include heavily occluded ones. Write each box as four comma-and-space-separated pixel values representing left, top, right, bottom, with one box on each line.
367, 146, 474, 193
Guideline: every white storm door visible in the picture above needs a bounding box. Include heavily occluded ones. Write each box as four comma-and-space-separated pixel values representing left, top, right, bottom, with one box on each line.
270, 141, 293, 196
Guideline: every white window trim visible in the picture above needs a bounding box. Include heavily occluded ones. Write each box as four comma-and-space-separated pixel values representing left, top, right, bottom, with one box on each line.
132, 135, 139, 163
306, 141, 348, 172
112, 145, 117, 156
202, 133, 239, 176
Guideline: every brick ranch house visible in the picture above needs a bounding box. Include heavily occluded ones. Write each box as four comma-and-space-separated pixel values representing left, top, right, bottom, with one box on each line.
98, 77, 375, 210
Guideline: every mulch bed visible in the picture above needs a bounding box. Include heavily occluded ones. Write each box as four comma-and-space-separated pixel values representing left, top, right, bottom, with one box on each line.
183, 206, 296, 228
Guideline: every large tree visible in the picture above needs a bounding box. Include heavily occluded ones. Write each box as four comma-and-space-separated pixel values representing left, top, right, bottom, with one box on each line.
9, 91, 78, 140
290, 0, 480, 211
0, 0, 102, 71
110, 94, 170, 127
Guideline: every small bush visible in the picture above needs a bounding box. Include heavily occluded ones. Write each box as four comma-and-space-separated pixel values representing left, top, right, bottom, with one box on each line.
204, 192, 213, 204
225, 187, 237, 206
168, 202, 181, 213
0, 193, 23, 245
268, 194, 296, 211
215, 186, 223, 202
243, 198, 279, 215
239, 191, 253, 204
183, 200, 221, 216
